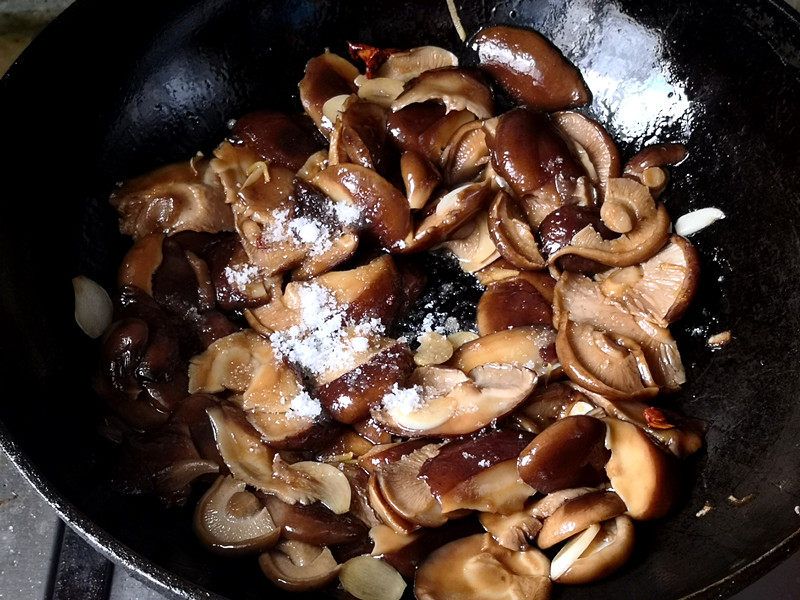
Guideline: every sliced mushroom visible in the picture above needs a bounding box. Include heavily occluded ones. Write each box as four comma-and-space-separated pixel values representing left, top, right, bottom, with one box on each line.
299, 51, 359, 134
118, 234, 164, 295
386, 102, 447, 154
539, 203, 615, 275
420, 429, 536, 514
373, 363, 536, 437
313, 163, 411, 250
485, 108, 584, 200
339, 554, 407, 600
603, 417, 677, 520
537, 490, 626, 549
553, 271, 686, 390
480, 508, 542, 551
402, 181, 494, 252
548, 178, 671, 268
487, 191, 546, 270
477, 276, 553, 336
437, 212, 500, 273
392, 67, 494, 119
553, 515, 635, 584
518, 416, 610, 493
511, 382, 589, 434
194, 475, 279, 554
328, 98, 393, 175
259, 540, 340, 591
441, 120, 489, 185
417, 109, 477, 165
316, 342, 414, 423
595, 234, 700, 325
378, 46, 459, 82
623, 142, 687, 196
415, 533, 551, 600
552, 111, 620, 195
110, 159, 233, 240
448, 326, 557, 377
355, 75, 405, 107
556, 318, 659, 399
473, 25, 589, 110
232, 111, 325, 171
401, 150, 441, 210
262, 495, 367, 546
530, 487, 599, 520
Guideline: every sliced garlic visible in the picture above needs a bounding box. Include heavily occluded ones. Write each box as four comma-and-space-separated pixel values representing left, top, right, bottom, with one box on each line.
72, 275, 113, 338
339, 555, 406, 600
414, 331, 454, 366
674, 208, 725, 237
550, 523, 601, 580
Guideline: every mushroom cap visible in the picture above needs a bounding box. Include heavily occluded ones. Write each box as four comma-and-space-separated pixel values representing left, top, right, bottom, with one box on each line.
392, 67, 494, 119
448, 325, 557, 377
537, 490, 626, 549
193, 475, 279, 554
552, 111, 620, 195
232, 111, 324, 172
437, 211, 501, 273
603, 417, 677, 520
477, 276, 553, 336
262, 495, 367, 546
623, 142, 687, 177
378, 46, 459, 82
487, 191, 547, 271
415, 533, 551, 600
479, 508, 543, 551
510, 382, 587, 434
442, 120, 489, 185
554, 515, 635, 584
299, 51, 359, 135
259, 540, 340, 591
401, 150, 441, 210
556, 318, 659, 399
473, 25, 589, 110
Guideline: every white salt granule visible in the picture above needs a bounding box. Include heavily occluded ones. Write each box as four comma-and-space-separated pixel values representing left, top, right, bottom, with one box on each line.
444, 316, 460, 335
224, 264, 260, 287
350, 336, 370, 353
477, 459, 491, 468
287, 390, 322, 419
334, 395, 353, 409
382, 383, 424, 413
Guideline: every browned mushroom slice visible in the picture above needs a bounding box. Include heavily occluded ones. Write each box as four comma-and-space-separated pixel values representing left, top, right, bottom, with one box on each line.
232, 111, 325, 171
479, 507, 542, 551
358, 438, 431, 474
110, 158, 233, 240
549, 178, 671, 268
417, 109, 477, 165
402, 181, 494, 252
366, 473, 417, 534
262, 495, 368, 546
595, 234, 700, 325
313, 163, 411, 250
473, 25, 589, 110
392, 67, 494, 119
437, 212, 500, 273
529, 487, 599, 520
603, 417, 677, 520
623, 142, 687, 196
518, 416, 610, 493
441, 120, 489, 185
259, 540, 340, 591
328, 98, 393, 175
373, 364, 536, 437
194, 475, 279, 554
299, 51, 359, 135
373, 442, 448, 528
485, 108, 585, 200
378, 46, 459, 81
556, 318, 659, 400
552, 515, 635, 583
401, 150, 441, 210
537, 490, 626, 549
552, 111, 620, 196
487, 191, 546, 271
118, 233, 164, 295
420, 429, 536, 514
448, 326, 557, 377
511, 382, 590, 434
539, 203, 615, 275
553, 272, 686, 390
386, 102, 447, 154
415, 533, 551, 600
477, 276, 553, 336
315, 342, 415, 424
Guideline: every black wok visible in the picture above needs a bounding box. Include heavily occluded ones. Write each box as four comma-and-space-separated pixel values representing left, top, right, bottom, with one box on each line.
1, 0, 799, 598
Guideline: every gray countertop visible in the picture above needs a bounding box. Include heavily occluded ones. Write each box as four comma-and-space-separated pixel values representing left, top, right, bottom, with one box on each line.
0, 0, 799, 598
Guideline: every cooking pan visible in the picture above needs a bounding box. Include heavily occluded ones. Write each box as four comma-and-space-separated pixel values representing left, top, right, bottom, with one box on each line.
1, 0, 799, 598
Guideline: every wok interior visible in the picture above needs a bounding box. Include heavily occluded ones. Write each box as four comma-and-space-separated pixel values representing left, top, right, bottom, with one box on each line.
0, 0, 799, 598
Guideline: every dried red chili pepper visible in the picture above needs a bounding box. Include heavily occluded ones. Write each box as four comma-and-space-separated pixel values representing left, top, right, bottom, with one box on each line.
643, 407, 675, 430
347, 42, 401, 79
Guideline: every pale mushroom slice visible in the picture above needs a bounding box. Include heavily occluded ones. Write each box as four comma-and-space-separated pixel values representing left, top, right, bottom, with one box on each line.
448, 326, 557, 378
354, 75, 405, 108
415, 533, 551, 600
339, 555, 407, 600
377, 46, 459, 82
548, 178, 671, 268
299, 51, 359, 135
595, 234, 700, 326
556, 318, 659, 400
487, 190, 547, 271
537, 490, 626, 549
553, 272, 686, 390
259, 540, 340, 591
193, 475, 279, 554
603, 417, 677, 520
479, 507, 542, 551
110, 158, 233, 240
372, 364, 536, 437
437, 211, 501, 273
552, 111, 621, 196
553, 515, 635, 584
391, 67, 494, 119
441, 120, 489, 185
